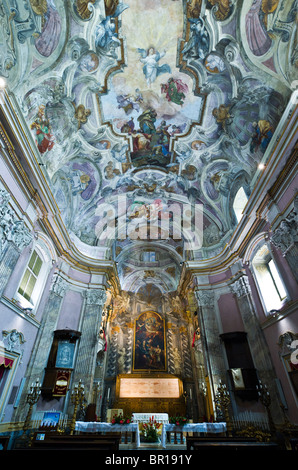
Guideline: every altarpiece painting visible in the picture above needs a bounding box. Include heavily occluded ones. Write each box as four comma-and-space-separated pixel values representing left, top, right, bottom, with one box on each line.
133, 311, 166, 371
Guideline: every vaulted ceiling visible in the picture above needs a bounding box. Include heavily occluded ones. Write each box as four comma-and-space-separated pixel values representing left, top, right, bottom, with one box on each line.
1, 0, 297, 293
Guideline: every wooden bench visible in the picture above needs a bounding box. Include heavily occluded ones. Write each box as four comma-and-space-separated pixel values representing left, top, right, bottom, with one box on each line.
186, 436, 277, 451
30, 432, 121, 450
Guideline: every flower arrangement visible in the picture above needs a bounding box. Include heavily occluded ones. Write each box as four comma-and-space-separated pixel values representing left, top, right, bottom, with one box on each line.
141, 416, 162, 442
169, 416, 189, 426
111, 414, 132, 425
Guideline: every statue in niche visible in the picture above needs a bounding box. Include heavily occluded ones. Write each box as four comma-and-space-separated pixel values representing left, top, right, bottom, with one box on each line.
113, 292, 130, 316
173, 347, 182, 376
118, 347, 126, 374
171, 295, 183, 313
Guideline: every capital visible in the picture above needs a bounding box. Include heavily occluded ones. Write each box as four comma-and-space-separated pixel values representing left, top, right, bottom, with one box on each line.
84, 288, 107, 306
230, 276, 251, 298
195, 289, 215, 307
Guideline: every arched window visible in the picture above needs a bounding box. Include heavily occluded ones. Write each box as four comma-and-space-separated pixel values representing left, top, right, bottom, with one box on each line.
15, 235, 55, 313
142, 251, 157, 262
251, 244, 287, 313
233, 187, 248, 223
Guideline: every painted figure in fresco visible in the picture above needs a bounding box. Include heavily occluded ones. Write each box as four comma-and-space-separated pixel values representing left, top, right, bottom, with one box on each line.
30, 105, 55, 154
117, 94, 141, 114
152, 122, 171, 157
95, 3, 128, 57
250, 119, 274, 152
205, 54, 225, 73
33, 0, 62, 57
75, 0, 96, 20
137, 47, 171, 87
207, 0, 232, 21
161, 77, 189, 105
212, 104, 233, 132
182, 17, 209, 60
245, 0, 277, 56
137, 109, 157, 134
70, 162, 97, 200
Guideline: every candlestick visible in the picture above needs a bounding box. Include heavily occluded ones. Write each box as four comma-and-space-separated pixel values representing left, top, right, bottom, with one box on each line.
23, 378, 41, 435
214, 381, 232, 437
69, 379, 85, 435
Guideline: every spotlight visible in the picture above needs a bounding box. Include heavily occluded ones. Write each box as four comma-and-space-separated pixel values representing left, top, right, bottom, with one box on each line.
0, 77, 6, 89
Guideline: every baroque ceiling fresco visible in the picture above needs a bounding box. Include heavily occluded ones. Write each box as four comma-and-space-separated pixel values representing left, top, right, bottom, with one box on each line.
1, 0, 297, 293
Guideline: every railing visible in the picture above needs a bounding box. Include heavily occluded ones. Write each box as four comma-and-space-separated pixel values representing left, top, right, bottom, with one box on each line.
231, 411, 270, 432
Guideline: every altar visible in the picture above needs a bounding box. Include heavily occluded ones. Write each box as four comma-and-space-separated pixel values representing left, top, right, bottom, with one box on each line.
75, 420, 227, 449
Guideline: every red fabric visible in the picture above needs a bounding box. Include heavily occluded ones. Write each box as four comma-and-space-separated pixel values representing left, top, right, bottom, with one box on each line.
103, 329, 107, 351
0, 356, 13, 368
192, 331, 196, 347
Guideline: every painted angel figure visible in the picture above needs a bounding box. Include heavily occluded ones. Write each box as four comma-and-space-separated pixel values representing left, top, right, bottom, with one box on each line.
95, 3, 128, 57
137, 47, 171, 87
182, 17, 209, 60
161, 77, 189, 105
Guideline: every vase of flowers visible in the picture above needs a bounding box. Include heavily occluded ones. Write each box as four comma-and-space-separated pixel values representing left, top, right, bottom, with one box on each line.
141, 417, 162, 443
169, 416, 189, 426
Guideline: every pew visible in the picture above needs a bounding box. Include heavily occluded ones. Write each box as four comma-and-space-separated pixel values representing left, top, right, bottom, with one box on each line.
186, 435, 277, 451
30, 432, 121, 450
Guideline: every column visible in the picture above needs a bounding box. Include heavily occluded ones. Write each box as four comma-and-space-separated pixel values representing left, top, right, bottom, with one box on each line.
73, 287, 107, 403
271, 200, 298, 282
14, 272, 67, 423
195, 290, 226, 399
230, 275, 283, 423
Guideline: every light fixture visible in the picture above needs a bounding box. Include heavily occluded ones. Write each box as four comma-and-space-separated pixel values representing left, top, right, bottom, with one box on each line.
258, 163, 266, 170
0, 77, 6, 89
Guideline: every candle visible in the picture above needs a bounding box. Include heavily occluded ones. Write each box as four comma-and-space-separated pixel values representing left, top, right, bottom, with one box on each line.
107, 388, 110, 399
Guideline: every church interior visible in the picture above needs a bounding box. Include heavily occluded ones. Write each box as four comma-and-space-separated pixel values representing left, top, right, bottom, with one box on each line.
0, 0, 297, 452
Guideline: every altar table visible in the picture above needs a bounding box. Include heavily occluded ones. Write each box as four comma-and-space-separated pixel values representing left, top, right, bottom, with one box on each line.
75, 421, 227, 448
162, 422, 227, 448
75, 421, 140, 447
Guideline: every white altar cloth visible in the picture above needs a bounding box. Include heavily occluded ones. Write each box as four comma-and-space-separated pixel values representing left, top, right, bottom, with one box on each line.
75, 421, 140, 447
132, 413, 169, 424
75, 421, 227, 448
162, 422, 227, 448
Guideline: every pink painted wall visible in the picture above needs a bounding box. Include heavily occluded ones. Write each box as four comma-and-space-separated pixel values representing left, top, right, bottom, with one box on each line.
218, 293, 245, 333
263, 315, 298, 423
56, 289, 82, 331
